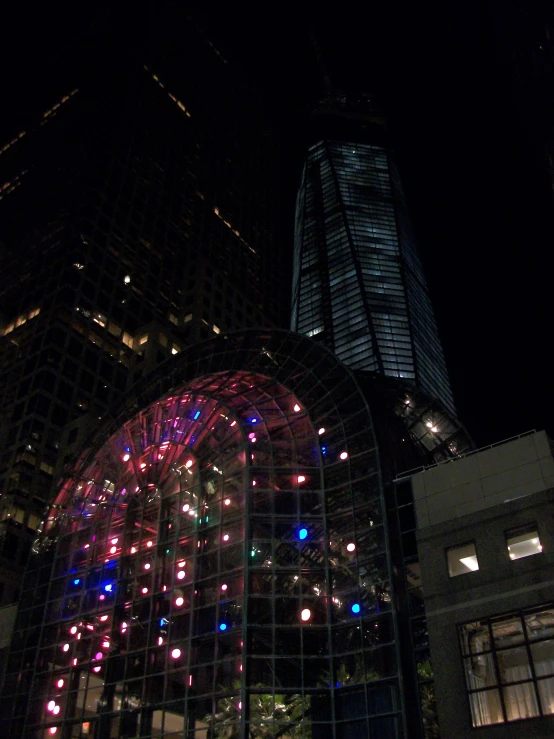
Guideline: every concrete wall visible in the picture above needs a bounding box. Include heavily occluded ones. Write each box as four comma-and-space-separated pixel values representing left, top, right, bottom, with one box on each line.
411, 430, 554, 528
417, 487, 554, 739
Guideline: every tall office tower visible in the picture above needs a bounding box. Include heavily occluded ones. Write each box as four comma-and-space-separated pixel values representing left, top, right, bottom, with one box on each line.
291, 92, 455, 414
0, 13, 284, 607
0, 329, 471, 739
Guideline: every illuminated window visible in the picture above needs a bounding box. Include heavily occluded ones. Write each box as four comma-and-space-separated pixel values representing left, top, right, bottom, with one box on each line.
184, 313, 192, 323
447, 542, 479, 577
122, 332, 133, 348
171, 344, 180, 355
169, 313, 178, 326
213, 325, 220, 334
506, 525, 542, 560
460, 606, 554, 726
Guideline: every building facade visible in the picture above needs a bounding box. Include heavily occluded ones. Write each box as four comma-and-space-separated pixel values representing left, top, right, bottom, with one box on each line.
291, 93, 455, 415
401, 430, 554, 738
0, 13, 284, 608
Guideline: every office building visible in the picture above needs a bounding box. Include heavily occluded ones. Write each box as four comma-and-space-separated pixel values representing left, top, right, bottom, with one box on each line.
399, 429, 554, 737
0, 13, 284, 608
291, 91, 455, 415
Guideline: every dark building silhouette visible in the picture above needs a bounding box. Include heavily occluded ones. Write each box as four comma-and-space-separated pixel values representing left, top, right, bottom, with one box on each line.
0, 13, 284, 608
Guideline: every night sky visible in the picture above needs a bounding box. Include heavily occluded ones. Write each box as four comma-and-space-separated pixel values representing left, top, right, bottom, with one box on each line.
1, 1, 553, 448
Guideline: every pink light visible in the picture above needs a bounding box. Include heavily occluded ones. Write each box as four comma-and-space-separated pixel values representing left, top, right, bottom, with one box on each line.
131, 546, 137, 554
238, 702, 242, 710
340, 451, 348, 460
49, 728, 57, 735
121, 622, 128, 633
248, 432, 256, 439
110, 546, 117, 554
178, 560, 186, 567
142, 587, 148, 595
222, 534, 230, 542
171, 648, 181, 659
102, 640, 110, 649
146, 540, 153, 547
158, 636, 163, 646
300, 608, 311, 622
297, 475, 306, 484
140, 463, 146, 469
99, 595, 105, 601
72, 659, 78, 666
62, 644, 69, 652
185, 459, 193, 468
144, 563, 151, 570
230, 421, 236, 427
70, 626, 77, 635
175, 597, 184, 607
177, 570, 186, 580
252, 480, 256, 487
182, 504, 190, 512
189, 675, 193, 686
52, 705, 60, 715
239, 663, 243, 671
100, 615, 108, 622
224, 498, 231, 506
95, 652, 103, 660
111, 538, 118, 545
56, 679, 64, 689
86, 624, 94, 631
346, 543, 356, 552
77, 633, 82, 640
293, 404, 301, 412
123, 453, 130, 461
318, 427, 325, 435
93, 666, 101, 673
47, 701, 56, 712
84, 544, 90, 549
221, 583, 228, 591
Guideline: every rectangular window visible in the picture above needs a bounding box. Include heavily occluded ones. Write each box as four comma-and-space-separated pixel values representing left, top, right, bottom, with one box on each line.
447, 542, 479, 577
459, 605, 554, 726
506, 525, 542, 561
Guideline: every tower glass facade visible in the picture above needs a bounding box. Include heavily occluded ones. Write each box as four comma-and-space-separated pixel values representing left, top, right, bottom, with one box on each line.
3, 331, 405, 738
292, 137, 455, 415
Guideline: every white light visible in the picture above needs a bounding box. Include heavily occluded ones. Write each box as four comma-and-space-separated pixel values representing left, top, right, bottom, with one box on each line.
300, 608, 311, 622
131, 546, 137, 554
177, 570, 185, 580
144, 563, 151, 570
70, 626, 77, 635
459, 556, 479, 571
56, 679, 64, 689
224, 498, 231, 506
123, 453, 130, 462
346, 543, 356, 552
110, 546, 117, 554
339, 451, 348, 460
185, 459, 193, 468
297, 475, 306, 484
123, 275, 131, 284
431, 426, 438, 433
222, 534, 230, 542
318, 427, 325, 435
182, 504, 190, 512
221, 583, 228, 591
47, 701, 56, 712
142, 587, 148, 594
426, 421, 433, 428
172, 648, 181, 659
178, 560, 186, 567
62, 644, 70, 652
293, 404, 301, 412
53, 705, 60, 716
175, 597, 184, 607
146, 540, 153, 547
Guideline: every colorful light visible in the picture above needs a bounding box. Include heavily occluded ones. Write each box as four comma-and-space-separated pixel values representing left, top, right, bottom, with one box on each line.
339, 451, 348, 460
73, 578, 80, 585
56, 679, 64, 689
171, 648, 181, 659
70, 626, 77, 635
95, 652, 103, 660
300, 608, 311, 622
193, 411, 201, 420
346, 543, 356, 552
298, 528, 308, 541
102, 640, 110, 649
351, 603, 361, 614
62, 644, 69, 652
250, 418, 258, 424
121, 622, 128, 633
144, 563, 151, 570
104, 584, 113, 592
219, 623, 227, 631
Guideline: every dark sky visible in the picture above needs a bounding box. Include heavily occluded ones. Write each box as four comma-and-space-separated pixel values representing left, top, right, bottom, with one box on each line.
1, 1, 553, 448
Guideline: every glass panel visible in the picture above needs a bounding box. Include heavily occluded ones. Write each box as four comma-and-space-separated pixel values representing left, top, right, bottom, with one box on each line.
468, 689, 504, 727
531, 639, 554, 677
506, 527, 542, 560
504, 682, 539, 721
537, 677, 554, 715
525, 608, 554, 642
491, 614, 524, 649
463, 655, 497, 690
447, 542, 479, 577
496, 646, 532, 683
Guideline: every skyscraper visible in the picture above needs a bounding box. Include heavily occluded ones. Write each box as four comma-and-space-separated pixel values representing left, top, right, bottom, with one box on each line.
291, 92, 455, 414
0, 12, 284, 608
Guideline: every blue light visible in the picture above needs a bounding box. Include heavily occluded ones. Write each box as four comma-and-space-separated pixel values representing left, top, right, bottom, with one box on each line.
219, 623, 227, 631
160, 618, 168, 627
321, 446, 327, 455
298, 528, 308, 541
351, 603, 361, 614
250, 418, 258, 424
193, 411, 201, 420
73, 579, 80, 586
104, 584, 113, 593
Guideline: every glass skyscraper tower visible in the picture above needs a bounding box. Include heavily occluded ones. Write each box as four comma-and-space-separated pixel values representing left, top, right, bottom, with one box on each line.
291, 94, 455, 414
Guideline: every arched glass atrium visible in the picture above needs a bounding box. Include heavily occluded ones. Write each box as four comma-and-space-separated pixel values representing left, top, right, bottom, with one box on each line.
5, 331, 404, 738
